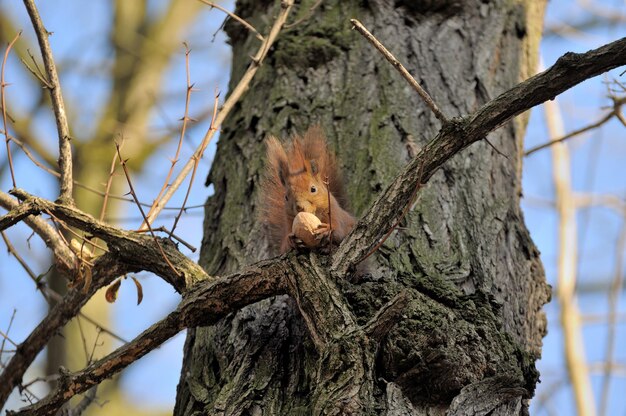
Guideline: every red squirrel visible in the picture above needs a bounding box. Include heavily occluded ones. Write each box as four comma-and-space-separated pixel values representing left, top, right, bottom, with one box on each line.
260, 126, 355, 254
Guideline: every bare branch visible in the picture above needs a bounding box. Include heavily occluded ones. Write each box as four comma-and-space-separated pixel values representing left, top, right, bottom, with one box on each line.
1, 31, 22, 190
350, 19, 448, 123
0, 309, 18, 357
142, 0, 295, 228
0, 191, 75, 273
169, 92, 219, 238
98, 140, 122, 223
599, 219, 626, 416
115, 144, 181, 277
333, 37, 626, 276
137, 226, 197, 252
10, 258, 289, 416
144, 45, 195, 226
525, 96, 625, 156
0, 195, 41, 231
22, 0, 74, 204
198, 0, 265, 41
0, 254, 130, 409
0, 231, 127, 344
9, 188, 208, 291
284, 0, 323, 29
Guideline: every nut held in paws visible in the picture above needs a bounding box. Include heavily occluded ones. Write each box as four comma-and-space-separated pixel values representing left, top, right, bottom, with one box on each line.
292, 212, 322, 248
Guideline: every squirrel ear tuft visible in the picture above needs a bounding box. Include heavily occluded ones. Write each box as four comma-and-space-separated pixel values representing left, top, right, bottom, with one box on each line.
278, 160, 289, 186
266, 136, 289, 186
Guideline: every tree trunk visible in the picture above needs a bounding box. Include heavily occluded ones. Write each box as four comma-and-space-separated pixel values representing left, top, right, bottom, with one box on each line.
175, 0, 551, 414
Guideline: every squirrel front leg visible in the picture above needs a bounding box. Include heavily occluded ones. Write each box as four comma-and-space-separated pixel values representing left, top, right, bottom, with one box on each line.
283, 232, 311, 253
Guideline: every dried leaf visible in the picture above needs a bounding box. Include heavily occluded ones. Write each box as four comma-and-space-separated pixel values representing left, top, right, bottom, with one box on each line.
105, 278, 122, 303
131, 276, 143, 305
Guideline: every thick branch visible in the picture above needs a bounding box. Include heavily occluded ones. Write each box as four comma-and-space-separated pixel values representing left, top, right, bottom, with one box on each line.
23, 0, 74, 204
332, 37, 626, 275
284, 254, 357, 350
10, 188, 208, 291
0, 191, 75, 273
11, 258, 289, 416
0, 255, 130, 409
0, 195, 42, 231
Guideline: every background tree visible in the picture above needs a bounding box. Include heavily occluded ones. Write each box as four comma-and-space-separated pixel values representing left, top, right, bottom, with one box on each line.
0, 0, 625, 415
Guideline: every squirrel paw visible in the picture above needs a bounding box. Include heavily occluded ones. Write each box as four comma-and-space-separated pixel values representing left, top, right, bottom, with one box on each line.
313, 223, 335, 254
313, 223, 333, 241
288, 233, 310, 251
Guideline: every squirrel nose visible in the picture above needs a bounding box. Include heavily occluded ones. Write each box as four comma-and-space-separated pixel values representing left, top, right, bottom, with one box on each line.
296, 204, 305, 212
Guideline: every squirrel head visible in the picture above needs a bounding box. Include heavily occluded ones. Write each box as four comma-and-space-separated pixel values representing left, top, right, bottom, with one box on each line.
266, 135, 331, 218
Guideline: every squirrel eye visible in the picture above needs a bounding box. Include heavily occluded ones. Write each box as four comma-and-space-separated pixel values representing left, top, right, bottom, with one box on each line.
310, 185, 317, 193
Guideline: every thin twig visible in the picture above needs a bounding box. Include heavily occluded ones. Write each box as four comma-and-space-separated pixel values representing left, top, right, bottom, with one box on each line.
0, 330, 18, 348
23, 0, 74, 204
99, 140, 122, 222
198, 0, 265, 41
2, 31, 22, 190
0, 235, 122, 343
74, 315, 90, 366
137, 226, 197, 252
18, 54, 51, 88
0, 309, 17, 363
599, 220, 626, 416
484, 137, 510, 159
0, 133, 207, 210
45, 210, 106, 255
1, 231, 51, 301
0, 191, 75, 273
144, 44, 195, 226
284, 0, 323, 29
88, 328, 103, 365
169, 91, 218, 238
141, 0, 295, 229
115, 144, 181, 277
350, 19, 447, 123
21, 375, 59, 391
525, 105, 621, 156
322, 175, 333, 253
10, 258, 287, 416
0, 254, 130, 409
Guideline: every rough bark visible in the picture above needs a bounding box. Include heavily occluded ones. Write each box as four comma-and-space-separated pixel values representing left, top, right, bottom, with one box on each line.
176, 0, 550, 414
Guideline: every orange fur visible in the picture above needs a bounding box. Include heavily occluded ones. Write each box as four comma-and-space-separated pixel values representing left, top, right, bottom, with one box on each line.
260, 126, 355, 254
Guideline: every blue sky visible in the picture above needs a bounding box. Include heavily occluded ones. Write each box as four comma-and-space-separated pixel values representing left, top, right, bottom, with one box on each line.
1, 0, 625, 414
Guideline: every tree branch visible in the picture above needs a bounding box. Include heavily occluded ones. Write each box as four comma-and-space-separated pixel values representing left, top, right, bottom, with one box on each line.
23, 0, 74, 204
10, 188, 208, 291
332, 37, 626, 276
0, 190, 75, 273
142, 0, 295, 227
524, 96, 625, 156
350, 19, 447, 123
10, 258, 289, 416
0, 254, 130, 409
